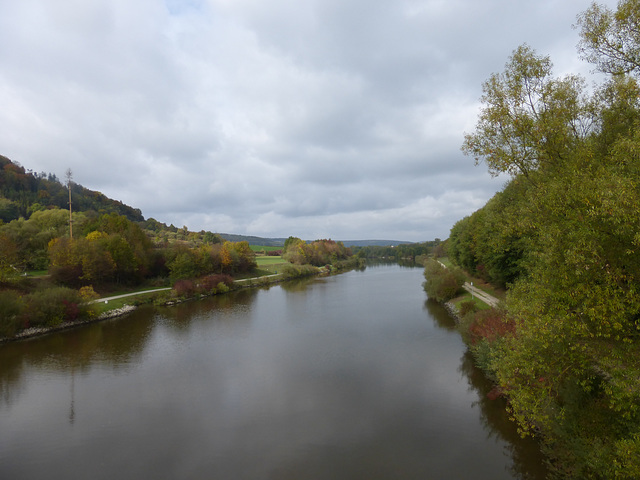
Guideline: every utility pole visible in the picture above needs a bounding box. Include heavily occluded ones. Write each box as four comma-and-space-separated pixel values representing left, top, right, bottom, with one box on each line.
66, 168, 73, 239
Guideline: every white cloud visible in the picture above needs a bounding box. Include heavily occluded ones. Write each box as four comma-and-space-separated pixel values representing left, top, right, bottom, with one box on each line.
0, 0, 619, 242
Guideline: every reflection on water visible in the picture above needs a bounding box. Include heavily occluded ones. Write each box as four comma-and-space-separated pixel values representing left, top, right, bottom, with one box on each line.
0, 265, 546, 479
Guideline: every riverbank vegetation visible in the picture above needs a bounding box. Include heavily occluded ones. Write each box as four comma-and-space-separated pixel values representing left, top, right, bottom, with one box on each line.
353, 239, 444, 262
0, 162, 361, 339
422, 258, 465, 303
282, 236, 365, 271
437, 1, 640, 477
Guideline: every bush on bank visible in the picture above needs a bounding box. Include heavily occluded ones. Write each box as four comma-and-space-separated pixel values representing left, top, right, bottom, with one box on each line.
279, 264, 320, 279
0, 287, 95, 338
172, 274, 235, 299
422, 258, 465, 303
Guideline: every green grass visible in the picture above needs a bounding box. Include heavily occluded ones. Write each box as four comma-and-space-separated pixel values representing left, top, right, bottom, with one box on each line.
250, 245, 283, 252
438, 257, 453, 268
91, 297, 133, 315
255, 256, 290, 274
256, 255, 286, 265
26, 270, 49, 277
253, 260, 290, 275
449, 291, 491, 312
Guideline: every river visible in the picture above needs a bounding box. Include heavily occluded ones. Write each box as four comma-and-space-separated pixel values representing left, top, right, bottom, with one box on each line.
0, 263, 547, 479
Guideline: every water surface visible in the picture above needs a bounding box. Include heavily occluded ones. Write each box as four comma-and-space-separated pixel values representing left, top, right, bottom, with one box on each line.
0, 264, 546, 479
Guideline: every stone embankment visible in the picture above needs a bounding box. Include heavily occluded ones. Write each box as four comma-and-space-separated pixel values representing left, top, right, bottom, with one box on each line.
1, 306, 137, 343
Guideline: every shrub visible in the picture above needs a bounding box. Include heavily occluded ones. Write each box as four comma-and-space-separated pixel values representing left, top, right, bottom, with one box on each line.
467, 308, 514, 345
200, 274, 234, 293
23, 287, 84, 327
172, 279, 196, 298
0, 290, 25, 338
215, 282, 230, 294
79, 285, 100, 302
280, 264, 319, 279
423, 259, 465, 302
459, 300, 477, 317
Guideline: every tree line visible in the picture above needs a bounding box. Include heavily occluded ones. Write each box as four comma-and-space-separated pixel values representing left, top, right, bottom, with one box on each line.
283, 236, 362, 270
0, 208, 259, 337
438, 2, 640, 477
0, 172, 362, 340
352, 240, 444, 261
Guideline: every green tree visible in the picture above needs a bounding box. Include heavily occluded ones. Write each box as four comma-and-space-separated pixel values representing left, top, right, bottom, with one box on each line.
0, 290, 24, 337
462, 44, 590, 180
0, 197, 19, 223
577, 0, 640, 76
0, 233, 19, 279
456, 6, 640, 474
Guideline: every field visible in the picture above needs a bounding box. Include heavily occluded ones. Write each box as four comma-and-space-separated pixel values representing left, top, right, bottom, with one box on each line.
250, 245, 282, 252
254, 255, 289, 274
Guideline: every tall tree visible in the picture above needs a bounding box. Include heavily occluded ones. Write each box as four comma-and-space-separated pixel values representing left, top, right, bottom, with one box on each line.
462, 45, 591, 180
577, 0, 640, 76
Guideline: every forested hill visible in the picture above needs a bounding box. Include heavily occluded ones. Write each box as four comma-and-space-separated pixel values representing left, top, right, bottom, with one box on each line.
0, 155, 143, 223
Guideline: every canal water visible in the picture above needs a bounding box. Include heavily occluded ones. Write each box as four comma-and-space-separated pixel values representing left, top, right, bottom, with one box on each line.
0, 264, 547, 479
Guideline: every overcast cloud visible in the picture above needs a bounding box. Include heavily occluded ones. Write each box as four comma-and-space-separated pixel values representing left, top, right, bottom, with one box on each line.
0, 0, 618, 241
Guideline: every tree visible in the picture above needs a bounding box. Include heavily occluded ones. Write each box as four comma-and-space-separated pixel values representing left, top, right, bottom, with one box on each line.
455, 5, 640, 474
462, 45, 591, 180
577, 0, 640, 76
232, 241, 257, 272
0, 197, 19, 223
591, 75, 640, 155
0, 233, 19, 279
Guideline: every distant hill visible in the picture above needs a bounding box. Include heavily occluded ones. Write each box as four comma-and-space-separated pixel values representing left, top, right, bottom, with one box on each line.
340, 240, 413, 247
0, 155, 143, 222
219, 234, 287, 246
1, 156, 416, 247
218, 234, 413, 248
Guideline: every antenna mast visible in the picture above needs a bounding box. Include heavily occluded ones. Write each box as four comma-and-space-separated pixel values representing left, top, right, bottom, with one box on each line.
66, 168, 73, 239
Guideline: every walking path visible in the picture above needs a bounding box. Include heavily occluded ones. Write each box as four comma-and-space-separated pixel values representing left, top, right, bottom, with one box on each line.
438, 260, 501, 307
92, 274, 283, 304
463, 282, 500, 307
90, 288, 171, 304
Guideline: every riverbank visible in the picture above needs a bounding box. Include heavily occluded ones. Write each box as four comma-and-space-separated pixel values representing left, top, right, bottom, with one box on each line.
0, 265, 333, 344
1, 305, 137, 343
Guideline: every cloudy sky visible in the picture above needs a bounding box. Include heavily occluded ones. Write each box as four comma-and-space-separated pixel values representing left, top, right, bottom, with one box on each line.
0, 0, 618, 242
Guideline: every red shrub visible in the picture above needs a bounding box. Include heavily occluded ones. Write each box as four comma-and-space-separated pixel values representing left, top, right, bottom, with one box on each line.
468, 309, 515, 345
62, 300, 80, 321
173, 279, 196, 297
200, 274, 234, 292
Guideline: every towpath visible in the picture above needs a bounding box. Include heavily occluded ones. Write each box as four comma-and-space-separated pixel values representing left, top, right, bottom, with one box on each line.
92, 274, 283, 304
90, 288, 171, 303
463, 282, 500, 307
437, 260, 501, 307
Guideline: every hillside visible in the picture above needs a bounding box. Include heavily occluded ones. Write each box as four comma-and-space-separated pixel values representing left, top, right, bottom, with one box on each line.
0, 155, 143, 223
1, 156, 417, 248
